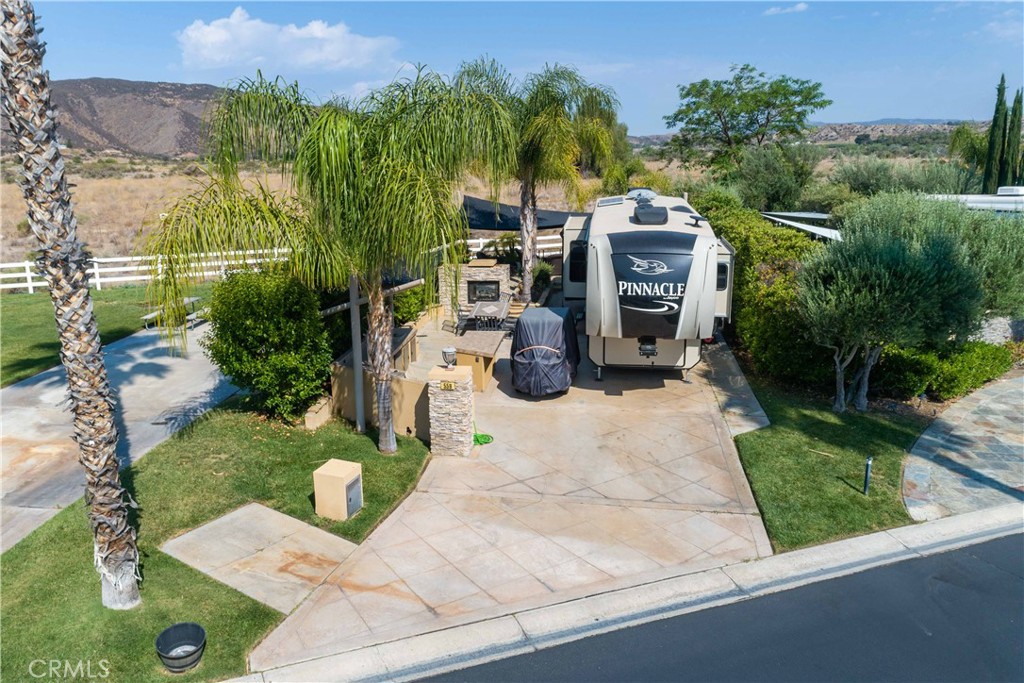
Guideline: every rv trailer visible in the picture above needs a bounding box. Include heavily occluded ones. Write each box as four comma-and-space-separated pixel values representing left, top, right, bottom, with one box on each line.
562, 189, 734, 373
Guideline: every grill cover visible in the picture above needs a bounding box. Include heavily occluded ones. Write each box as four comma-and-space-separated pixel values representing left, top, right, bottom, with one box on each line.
511, 307, 581, 396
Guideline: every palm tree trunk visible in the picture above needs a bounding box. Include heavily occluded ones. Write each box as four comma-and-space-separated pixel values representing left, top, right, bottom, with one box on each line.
518, 177, 538, 302
2, 0, 140, 609
365, 278, 397, 454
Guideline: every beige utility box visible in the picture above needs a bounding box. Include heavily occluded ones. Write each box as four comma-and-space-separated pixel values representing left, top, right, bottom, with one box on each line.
313, 459, 363, 521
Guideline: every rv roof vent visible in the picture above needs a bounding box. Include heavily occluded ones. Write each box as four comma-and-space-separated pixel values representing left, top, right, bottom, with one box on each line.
996, 186, 1024, 196
626, 188, 657, 201
634, 204, 669, 225
597, 196, 625, 207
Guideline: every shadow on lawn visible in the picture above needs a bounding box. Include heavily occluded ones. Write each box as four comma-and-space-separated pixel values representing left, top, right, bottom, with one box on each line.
1, 341, 62, 386
757, 382, 928, 458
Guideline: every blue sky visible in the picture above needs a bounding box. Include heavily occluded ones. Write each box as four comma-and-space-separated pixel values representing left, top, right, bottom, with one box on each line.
36, 1, 1024, 135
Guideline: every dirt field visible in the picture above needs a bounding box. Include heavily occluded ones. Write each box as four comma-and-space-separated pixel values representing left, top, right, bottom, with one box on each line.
1, 156, 693, 261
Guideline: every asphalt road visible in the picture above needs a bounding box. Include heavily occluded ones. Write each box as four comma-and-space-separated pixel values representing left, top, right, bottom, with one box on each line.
424, 534, 1024, 683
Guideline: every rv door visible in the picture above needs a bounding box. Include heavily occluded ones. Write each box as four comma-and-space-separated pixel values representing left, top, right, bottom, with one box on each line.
715, 236, 735, 322
562, 215, 588, 301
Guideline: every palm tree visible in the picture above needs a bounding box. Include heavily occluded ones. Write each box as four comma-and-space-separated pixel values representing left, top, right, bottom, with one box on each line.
1, 0, 140, 608
146, 70, 514, 453
456, 59, 618, 299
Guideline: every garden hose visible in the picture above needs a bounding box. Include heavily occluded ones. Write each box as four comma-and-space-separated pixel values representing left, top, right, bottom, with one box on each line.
472, 423, 494, 445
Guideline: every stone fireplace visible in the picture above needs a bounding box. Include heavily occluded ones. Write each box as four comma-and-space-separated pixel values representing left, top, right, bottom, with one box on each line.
439, 259, 511, 315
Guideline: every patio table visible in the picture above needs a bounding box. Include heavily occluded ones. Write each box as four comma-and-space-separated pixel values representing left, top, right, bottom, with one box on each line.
470, 298, 510, 331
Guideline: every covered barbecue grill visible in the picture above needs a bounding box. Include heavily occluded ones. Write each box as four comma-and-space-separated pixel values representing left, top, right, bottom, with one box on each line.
510, 307, 580, 396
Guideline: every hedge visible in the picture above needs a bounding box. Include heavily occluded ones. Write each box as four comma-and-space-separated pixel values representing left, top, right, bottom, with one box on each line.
874, 342, 1012, 401
691, 191, 828, 385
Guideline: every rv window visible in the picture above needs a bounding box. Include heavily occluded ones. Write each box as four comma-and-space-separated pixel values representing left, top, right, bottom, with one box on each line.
717, 263, 729, 291
569, 240, 587, 282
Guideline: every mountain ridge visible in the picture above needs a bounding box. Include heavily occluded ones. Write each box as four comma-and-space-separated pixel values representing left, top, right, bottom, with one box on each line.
1, 77, 977, 158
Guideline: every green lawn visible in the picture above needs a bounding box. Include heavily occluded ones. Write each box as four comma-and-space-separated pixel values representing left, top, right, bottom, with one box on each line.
735, 378, 928, 552
0, 283, 212, 387
0, 403, 429, 683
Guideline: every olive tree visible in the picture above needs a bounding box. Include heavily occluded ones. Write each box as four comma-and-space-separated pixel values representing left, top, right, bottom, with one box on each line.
841, 192, 1024, 317
798, 224, 982, 412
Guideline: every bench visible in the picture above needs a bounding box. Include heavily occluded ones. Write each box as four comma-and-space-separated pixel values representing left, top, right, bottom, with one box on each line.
142, 297, 203, 330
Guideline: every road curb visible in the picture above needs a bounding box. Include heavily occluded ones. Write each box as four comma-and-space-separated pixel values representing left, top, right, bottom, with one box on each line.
239, 503, 1022, 683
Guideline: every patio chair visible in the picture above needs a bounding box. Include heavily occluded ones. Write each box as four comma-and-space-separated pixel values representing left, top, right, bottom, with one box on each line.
441, 308, 473, 336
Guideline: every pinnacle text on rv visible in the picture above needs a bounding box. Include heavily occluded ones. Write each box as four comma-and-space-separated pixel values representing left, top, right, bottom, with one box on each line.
616, 281, 686, 298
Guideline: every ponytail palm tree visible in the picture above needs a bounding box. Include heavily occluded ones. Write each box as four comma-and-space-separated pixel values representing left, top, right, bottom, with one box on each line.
456, 59, 618, 299
146, 70, 514, 453
2, 0, 140, 608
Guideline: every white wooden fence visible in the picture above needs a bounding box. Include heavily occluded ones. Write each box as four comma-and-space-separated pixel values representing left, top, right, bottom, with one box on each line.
0, 249, 287, 293
464, 234, 562, 259
0, 235, 564, 293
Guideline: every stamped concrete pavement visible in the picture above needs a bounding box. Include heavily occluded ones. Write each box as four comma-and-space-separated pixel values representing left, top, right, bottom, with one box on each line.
249, 335, 771, 674
903, 368, 1024, 521
1, 325, 235, 551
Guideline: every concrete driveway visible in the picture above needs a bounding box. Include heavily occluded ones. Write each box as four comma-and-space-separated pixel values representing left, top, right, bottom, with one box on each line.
250, 335, 770, 674
1, 326, 235, 552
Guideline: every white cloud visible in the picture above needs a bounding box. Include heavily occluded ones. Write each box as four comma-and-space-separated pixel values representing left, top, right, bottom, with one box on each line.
331, 63, 417, 101
177, 7, 400, 72
983, 20, 1023, 41
981, 8, 1024, 42
763, 3, 808, 17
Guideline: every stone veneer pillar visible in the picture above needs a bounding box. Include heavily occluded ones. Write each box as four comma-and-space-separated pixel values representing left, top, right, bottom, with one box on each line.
427, 365, 474, 457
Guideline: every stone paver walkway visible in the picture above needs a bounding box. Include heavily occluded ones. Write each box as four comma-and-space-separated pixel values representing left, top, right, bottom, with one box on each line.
162, 504, 357, 613
248, 334, 771, 674
903, 369, 1024, 521
696, 334, 770, 436
1, 326, 235, 552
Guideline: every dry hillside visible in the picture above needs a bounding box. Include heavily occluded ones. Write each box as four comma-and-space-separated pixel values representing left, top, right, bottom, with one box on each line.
1, 78, 220, 158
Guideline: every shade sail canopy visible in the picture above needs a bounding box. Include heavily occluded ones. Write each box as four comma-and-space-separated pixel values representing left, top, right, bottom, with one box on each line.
463, 195, 584, 231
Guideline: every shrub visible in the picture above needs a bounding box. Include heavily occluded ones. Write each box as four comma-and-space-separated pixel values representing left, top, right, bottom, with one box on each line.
202, 271, 332, 420
532, 261, 553, 289
734, 144, 824, 211
831, 157, 981, 196
689, 185, 743, 216
894, 160, 979, 194
599, 157, 647, 196
930, 342, 1013, 400
485, 233, 521, 273
1004, 340, 1024, 366
392, 286, 427, 325
798, 182, 861, 214
874, 346, 941, 399
600, 165, 629, 195
830, 156, 898, 196
632, 168, 674, 196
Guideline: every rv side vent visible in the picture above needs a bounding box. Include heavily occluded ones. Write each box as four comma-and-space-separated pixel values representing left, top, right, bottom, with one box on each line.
633, 205, 669, 225
597, 196, 625, 207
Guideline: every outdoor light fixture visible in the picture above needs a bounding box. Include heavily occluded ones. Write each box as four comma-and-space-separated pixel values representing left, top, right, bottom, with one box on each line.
441, 346, 457, 369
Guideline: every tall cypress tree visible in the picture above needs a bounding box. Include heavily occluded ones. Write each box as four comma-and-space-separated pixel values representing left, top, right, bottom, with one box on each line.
982, 75, 1007, 194
1005, 89, 1023, 186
